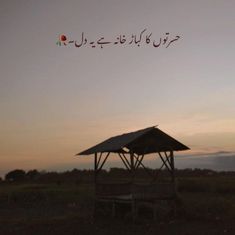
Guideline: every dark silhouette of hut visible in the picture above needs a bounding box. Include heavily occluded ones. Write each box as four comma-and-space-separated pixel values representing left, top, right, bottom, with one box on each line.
77, 126, 189, 219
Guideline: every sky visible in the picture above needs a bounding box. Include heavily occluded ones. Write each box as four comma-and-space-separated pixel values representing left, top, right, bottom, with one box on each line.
1, 0, 235, 177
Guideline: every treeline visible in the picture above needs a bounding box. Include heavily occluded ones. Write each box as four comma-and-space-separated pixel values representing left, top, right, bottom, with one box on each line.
2, 168, 235, 184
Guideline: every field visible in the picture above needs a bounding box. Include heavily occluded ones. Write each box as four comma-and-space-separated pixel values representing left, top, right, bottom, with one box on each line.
0, 175, 235, 235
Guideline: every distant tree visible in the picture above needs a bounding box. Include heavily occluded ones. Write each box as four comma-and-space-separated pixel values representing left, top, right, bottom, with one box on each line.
109, 167, 128, 178
26, 169, 40, 180
5, 169, 26, 182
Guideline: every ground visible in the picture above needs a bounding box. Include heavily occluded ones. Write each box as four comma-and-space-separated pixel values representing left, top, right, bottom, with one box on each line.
0, 176, 235, 235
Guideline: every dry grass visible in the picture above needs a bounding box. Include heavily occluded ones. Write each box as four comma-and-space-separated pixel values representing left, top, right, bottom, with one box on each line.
0, 176, 235, 234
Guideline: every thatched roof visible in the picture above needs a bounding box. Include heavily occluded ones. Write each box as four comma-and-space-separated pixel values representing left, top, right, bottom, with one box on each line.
77, 126, 189, 155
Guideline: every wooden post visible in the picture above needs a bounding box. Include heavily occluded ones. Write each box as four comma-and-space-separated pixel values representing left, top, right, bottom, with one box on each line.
130, 152, 135, 181
93, 152, 98, 218
170, 150, 175, 183
132, 199, 137, 222
112, 202, 116, 218
170, 150, 177, 216
94, 152, 98, 184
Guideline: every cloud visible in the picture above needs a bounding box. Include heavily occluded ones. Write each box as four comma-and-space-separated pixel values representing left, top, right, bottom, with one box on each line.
175, 153, 235, 171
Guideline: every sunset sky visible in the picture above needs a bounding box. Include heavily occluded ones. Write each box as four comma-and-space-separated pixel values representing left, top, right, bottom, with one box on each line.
1, 0, 235, 177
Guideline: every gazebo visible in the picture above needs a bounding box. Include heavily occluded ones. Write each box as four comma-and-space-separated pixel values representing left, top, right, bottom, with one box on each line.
77, 126, 189, 219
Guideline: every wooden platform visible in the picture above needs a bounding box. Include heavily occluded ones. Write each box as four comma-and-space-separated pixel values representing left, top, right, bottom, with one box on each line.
96, 182, 176, 199
95, 182, 177, 219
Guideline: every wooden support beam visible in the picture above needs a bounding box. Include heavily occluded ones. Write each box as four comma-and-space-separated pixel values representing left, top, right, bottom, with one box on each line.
97, 152, 103, 167
134, 146, 148, 169
158, 152, 171, 172
134, 154, 140, 169
121, 153, 132, 169
118, 153, 131, 171
164, 151, 172, 169
133, 154, 155, 179
135, 154, 144, 169
97, 152, 110, 172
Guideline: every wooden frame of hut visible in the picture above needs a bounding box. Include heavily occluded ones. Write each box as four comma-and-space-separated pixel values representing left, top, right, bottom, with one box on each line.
77, 126, 189, 219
